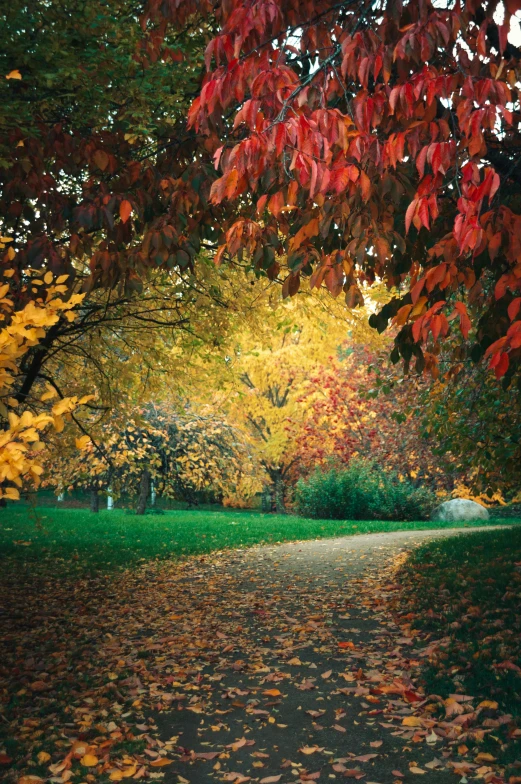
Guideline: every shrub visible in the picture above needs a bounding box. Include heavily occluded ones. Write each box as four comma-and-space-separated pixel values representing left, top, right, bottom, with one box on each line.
294, 459, 434, 521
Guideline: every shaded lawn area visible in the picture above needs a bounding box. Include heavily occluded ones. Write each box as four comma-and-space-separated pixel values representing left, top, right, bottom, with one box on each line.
0, 504, 514, 574
394, 527, 521, 767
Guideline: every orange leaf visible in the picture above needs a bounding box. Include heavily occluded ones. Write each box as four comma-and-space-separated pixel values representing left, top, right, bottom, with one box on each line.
120, 200, 132, 224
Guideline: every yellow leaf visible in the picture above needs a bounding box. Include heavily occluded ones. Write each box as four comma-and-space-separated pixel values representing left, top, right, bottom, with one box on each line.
262, 689, 281, 697
409, 767, 426, 775
6, 70, 22, 80
478, 701, 498, 710
120, 766, 137, 778
3, 487, 20, 500
56, 274, 69, 284
150, 758, 172, 767
475, 753, 495, 763
44, 272, 53, 285
78, 394, 95, 405
402, 716, 423, 727
75, 435, 91, 450
37, 752, 51, 764
80, 754, 99, 767
40, 384, 58, 402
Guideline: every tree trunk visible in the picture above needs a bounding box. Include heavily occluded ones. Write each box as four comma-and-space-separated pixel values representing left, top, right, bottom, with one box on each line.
136, 469, 150, 515
268, 469, 286, 513
90, 488, 99, 513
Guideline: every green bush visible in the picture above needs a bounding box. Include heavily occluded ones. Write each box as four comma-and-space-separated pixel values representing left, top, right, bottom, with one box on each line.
294, 460, 435, 521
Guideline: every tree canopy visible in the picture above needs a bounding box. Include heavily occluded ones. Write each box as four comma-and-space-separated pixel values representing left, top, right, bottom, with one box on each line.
2, 0, 521, 502
180, 0, 521, 383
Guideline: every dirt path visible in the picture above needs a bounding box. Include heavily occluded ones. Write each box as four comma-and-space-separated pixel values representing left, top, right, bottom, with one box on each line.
2, 526, 503, 784
152, 527, 498, 784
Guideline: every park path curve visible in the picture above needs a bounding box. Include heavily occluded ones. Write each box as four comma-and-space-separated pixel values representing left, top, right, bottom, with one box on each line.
151, 526, 499, 784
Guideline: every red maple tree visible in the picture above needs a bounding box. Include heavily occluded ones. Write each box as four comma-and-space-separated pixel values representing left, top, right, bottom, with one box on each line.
147, 0, 521, 382
286, 345, 450, 487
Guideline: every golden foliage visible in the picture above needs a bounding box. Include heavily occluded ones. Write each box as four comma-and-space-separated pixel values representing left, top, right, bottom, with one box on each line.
0, 272, 86, 498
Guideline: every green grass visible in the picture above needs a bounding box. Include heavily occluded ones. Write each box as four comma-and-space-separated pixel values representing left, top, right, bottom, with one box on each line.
0, 503, 516, 574
395, 527, 521, 767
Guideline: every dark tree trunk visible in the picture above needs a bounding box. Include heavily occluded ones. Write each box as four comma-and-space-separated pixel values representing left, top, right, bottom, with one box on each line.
90, 488, 99, 513
136, 469, 150, 515
267, 469, 286, 513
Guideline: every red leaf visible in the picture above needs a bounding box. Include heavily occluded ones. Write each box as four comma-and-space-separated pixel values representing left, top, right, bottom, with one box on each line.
359, 170, 371, 202
405, 199, 418, 234
119, 200, 132, 224
508, 297, 521, 321
494, 351, 509, 379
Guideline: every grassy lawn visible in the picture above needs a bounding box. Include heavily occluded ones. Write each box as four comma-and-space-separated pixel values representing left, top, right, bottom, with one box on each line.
0, 503, 516, 574
394, 526, 521, 767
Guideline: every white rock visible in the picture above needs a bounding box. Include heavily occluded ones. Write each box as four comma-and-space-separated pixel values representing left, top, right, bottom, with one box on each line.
431, 498, 490, 522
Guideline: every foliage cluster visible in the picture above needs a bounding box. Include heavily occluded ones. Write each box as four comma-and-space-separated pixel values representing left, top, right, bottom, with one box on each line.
186, 0, 521, 386
294, 460, 435, 521
48, 403, 256, 514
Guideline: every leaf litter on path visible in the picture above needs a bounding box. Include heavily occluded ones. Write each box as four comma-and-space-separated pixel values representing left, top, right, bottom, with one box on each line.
0, 534, 515, 784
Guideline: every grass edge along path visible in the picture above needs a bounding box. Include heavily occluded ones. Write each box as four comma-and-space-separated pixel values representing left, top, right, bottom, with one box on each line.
0, 504, 518, 574
390, 526, 521, 771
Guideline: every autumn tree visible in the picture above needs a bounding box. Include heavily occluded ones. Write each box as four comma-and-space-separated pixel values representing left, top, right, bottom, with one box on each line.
174, 0, 521, 386
289, 344, 452, 490
49, 403, 254, 514
1, 1, 232, 413
413, 362, 521, 498
0, 261, 92, 500
220, 292, 385, 511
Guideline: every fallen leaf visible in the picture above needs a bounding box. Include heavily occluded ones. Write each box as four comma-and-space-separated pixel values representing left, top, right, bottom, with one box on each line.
475, 753, 495, 763
409, 767, 426, 775
150, 758, 173, 767
80, 755, 99, 767
17, 778, 42, 784
260, 777, 282, 783
478, 701, 498, 710
299, 746, 323, 755
262, 689, 281, 697
402, 716, 423, 727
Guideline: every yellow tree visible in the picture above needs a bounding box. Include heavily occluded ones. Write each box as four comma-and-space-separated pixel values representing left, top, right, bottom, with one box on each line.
0, 252, 91, 500
47, 403, 255, 514
223, 289, 389, 511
